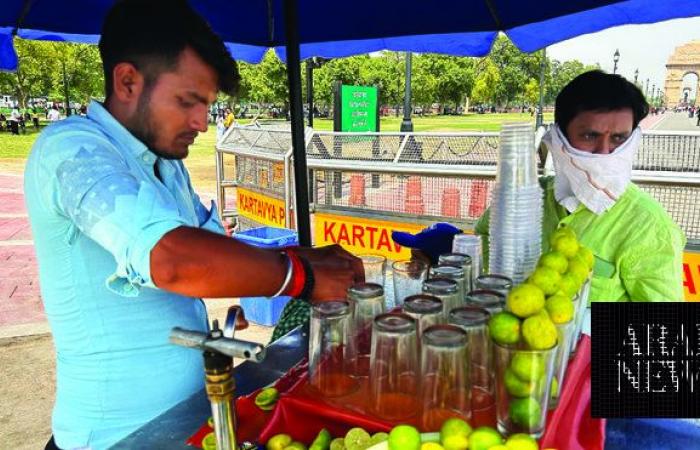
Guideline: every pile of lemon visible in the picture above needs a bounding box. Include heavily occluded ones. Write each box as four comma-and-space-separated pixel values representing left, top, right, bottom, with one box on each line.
486, 226, 593, 430
488, 225, 593, 351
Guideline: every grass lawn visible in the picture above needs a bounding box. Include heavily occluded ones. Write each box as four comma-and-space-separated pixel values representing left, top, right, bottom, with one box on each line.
0, 112, 554, 192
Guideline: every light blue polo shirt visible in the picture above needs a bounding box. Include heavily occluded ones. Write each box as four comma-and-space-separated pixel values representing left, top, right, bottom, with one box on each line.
24, 101, 225, 450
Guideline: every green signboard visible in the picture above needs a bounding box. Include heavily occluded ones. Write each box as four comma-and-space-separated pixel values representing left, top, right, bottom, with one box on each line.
338, 85, 379, 132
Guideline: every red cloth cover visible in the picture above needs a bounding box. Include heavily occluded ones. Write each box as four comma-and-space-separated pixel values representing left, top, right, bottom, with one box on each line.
188, 336, 604, 449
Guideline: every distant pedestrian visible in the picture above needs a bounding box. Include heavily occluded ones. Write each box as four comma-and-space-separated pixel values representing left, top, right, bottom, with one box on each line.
696, 108, 699, 126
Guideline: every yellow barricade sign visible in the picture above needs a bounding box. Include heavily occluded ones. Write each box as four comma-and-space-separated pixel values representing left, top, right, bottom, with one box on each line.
236, 187, 286, 228
314, 212, 425, 260
683, 251, 700, 302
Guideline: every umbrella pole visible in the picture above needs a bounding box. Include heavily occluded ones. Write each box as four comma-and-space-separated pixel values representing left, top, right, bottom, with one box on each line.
284, 0, 312, 246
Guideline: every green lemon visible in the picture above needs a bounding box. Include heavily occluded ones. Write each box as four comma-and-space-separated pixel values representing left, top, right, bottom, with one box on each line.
421, 443, 446, 450
202, 432, 217, 450
267, 434, 294, 450
488, 312, 522, 345
509, 398, 542, 429
544, 294, 574, 324
577, 246, 595, 270
440, 417, 472, 450
556, 272, 580, 298
255, 387, 280, 408
538, 251, 568, 274
467, 427, 503, 450
488, 446, 510, 450
528, 267, 562, 296
505, 433, 539, 450
548, 226, 576, 247
505, 368, 536, 397
510, 353, 545, 382
551, 235, 579, 259
330, 438, 346, 450
310, 429, 332, 450
566, 256, 590, 286
388, 425, 421, 450
370, 432, 389, 446
522, 315, 557, 350
506, 283, 545, 319
344, 428, 371, 450
284, 442, 307, 450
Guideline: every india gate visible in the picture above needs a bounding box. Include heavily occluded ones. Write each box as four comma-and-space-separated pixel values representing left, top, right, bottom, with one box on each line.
665, 40, 700, 107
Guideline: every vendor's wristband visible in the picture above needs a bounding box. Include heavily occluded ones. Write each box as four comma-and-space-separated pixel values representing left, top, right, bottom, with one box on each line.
298, 256, 315, 301
282, 249, 306, 298
271, 253, 293, 297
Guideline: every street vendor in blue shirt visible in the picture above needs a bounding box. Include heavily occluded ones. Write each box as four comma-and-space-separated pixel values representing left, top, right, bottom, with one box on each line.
24, 2, 363, 449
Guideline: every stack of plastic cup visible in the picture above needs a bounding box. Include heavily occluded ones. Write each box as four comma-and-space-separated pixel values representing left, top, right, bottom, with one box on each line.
488, 123, 543, 284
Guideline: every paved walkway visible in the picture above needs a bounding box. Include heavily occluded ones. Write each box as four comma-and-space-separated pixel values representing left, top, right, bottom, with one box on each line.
0, 173, 46, 338
653, 111, 700, 131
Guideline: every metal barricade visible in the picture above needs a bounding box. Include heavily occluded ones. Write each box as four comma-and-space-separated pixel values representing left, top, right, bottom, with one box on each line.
217, 127, 700, 242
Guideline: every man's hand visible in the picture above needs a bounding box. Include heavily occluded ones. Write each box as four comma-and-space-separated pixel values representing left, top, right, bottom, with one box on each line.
294, 245, 365, 302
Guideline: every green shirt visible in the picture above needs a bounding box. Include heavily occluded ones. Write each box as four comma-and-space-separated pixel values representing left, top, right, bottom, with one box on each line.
475, 177, 686, 302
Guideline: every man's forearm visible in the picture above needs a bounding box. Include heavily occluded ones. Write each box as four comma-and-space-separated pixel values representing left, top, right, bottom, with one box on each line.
150, 226, 287, 298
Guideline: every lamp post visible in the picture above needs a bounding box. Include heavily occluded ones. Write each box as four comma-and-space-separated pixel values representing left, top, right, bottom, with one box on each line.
634, 69, 639, 85
400, 52, 414, 132
645, 78, 649, 97
613, 49, 620, 75
536, 48, 546, 129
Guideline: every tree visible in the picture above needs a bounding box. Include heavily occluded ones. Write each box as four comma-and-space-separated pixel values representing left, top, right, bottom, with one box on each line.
0, 39, 54, 108
242, 51, 288, 108
471, 59, 500, 105
546, 59, 599, 104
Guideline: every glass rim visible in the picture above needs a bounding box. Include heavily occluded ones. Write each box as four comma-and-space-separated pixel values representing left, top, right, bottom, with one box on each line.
373, 312, 416, 334
348, 282, 384, 299
438, 252, 472, 265
392, 259, 428, 272
448, 306, 491, 326
422, 324, 468, 347
430, 265, 465, 278
311, 300, 351, 318
402, 294, 443, 314
491, 339, 559, 353
476, 273, 514, 287
422, 277, 459, 294
358, 254, 387, 263
466, 289, 506, 305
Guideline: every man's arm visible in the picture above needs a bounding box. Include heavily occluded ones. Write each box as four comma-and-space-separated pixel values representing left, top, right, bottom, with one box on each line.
151, 227, 364, 301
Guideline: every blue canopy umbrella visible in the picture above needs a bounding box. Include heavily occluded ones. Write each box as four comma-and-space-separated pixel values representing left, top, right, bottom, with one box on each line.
1, 0, 700, 243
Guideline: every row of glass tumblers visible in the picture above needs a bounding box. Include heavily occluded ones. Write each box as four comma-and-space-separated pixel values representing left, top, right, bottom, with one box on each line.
307, 285, 497, 431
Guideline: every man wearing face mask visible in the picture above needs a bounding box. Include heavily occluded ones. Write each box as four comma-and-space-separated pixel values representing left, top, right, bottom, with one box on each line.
475, 70, 685, 301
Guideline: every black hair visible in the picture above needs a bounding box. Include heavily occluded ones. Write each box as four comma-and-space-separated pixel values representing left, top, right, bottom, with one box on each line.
99, 0, 239, 98
555, 70, 648, 137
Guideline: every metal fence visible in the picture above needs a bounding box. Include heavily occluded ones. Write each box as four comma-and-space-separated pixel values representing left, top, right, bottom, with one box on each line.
216, 125, 700, 242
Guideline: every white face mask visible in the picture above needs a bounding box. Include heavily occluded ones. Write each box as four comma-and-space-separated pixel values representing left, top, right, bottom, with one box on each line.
543, 124, 640, 215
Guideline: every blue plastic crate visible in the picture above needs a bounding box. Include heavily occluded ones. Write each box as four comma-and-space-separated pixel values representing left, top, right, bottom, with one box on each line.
240, 295, 293, 326
232, 226, 298, 249
233, 226, 298, 326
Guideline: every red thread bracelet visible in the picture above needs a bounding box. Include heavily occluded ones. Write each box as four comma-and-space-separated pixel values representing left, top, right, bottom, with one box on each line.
282, 249, 306, 298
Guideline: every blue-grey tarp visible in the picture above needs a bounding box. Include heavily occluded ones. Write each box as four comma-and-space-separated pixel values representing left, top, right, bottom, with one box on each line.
2, 0, 700, 70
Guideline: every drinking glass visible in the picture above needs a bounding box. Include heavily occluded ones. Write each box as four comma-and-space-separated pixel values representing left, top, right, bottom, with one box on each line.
392, 260, 428, 307
449, 306, 495, 427
465, 289, 506, 315
348, 282, 385, 378
430, 265, 467, 304
308, 300, 359, 397
369, 313, 420, 421
423, 277, 460, 318
359, 254, 387, 287
420, 325, 471, 430
475, 274, 513, 297
402, 294, 443, 337
493, 342, 558, 438
550, 319, 575, 409
438, 253, 474, 293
